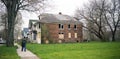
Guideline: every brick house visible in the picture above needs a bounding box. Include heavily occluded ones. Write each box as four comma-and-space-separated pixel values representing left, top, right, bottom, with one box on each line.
38, 13, 83, 43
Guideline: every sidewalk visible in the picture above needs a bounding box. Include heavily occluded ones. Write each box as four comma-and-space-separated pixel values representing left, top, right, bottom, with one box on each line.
16, 44, 40, 59
0, 44, 3, 46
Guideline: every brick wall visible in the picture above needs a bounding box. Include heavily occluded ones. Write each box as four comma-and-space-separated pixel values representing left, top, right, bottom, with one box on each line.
44, 23, 83, 43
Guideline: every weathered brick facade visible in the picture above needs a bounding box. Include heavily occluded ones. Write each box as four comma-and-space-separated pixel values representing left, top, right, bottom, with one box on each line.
39, 13, 83, 43
44, 23, 83, 43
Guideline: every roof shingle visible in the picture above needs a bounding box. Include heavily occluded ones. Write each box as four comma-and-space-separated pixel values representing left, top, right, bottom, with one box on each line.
39, 13, 81, 24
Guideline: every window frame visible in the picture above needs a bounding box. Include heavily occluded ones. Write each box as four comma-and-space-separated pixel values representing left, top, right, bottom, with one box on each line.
68, 24, 71, 30
59, 24, 64, 30
74, 24, 77, 30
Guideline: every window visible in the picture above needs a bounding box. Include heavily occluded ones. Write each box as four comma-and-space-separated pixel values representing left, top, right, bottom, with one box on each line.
68, 24, 70, 29
75, 33, 77, 38
39, 23, 40, 28
74, 24, 77, 30
61, 24, 63, 29
59, 24, 61, 29
33, 25, 36, 30
59, 24, 64, 30
34, 24, 36, 27
58, 33, 64, 39
68, 33, 71, 38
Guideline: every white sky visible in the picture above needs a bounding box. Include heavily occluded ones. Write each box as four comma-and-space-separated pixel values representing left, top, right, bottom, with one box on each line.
46, 0, 88, 15
21, 0, 88, 28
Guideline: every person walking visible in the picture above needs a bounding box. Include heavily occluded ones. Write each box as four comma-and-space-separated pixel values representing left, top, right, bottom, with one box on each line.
21, 37, 27, 52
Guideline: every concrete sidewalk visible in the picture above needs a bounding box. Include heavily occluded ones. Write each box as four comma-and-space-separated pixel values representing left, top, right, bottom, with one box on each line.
16, 44, 40, 59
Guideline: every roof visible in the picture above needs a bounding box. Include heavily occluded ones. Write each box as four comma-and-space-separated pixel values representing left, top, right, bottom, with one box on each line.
28, 20, 39, 28
39, 13, 81, 24
29, 20, 39, 24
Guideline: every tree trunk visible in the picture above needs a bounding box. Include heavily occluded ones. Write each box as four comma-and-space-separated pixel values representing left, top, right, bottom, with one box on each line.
99, 35, 106, 42
6, 2, 17, 47
112, 35, 115, 41
6, 10, 14, 47
112, 31, 116, 42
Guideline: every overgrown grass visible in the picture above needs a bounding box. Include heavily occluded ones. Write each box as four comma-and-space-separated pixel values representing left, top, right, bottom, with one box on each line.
27, 42, 120, 59
0, 45, 20, 59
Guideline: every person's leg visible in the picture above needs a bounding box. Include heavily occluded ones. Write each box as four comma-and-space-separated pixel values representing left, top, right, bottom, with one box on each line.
24, 46, 26, 52
21, 47, 23, 51
23, 46, 26, 52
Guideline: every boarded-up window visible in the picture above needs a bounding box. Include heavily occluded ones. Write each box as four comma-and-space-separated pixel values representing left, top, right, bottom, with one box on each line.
75, 33, 77, 38
59, 33, 64, 39
68, 33, 71, 38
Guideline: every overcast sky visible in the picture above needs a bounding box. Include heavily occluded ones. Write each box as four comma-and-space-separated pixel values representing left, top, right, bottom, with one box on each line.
21, 0, 88, 29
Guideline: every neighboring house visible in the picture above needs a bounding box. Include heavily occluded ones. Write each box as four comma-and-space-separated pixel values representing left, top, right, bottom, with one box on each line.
22, 28, 29, 38
28, 20, 41, 44
38, 13, 83, 43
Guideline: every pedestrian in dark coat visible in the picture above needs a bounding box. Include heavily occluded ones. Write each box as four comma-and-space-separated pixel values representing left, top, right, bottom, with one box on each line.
21, 37, 27, 52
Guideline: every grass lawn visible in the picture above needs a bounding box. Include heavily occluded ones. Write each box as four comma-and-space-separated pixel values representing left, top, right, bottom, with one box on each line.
27, 42, 120, 59
0, 45, 20, 59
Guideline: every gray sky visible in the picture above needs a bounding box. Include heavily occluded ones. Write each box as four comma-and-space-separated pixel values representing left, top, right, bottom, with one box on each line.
21, 0, 88, 28
46, 0, 88, 15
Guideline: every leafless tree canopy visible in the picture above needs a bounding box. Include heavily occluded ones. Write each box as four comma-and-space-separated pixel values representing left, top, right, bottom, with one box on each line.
1, 0, 47, 13
75, 0, 120, 41
0, 0, 47, 46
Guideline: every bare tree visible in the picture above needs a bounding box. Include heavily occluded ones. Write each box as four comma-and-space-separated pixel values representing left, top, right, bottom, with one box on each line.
0, 0, 47, 47
0, 13, 8, 42
75, 0, 120, 42
104, 0, 120, 41
75, 0, 109, 41
0, 2, 6, 27
14, 12, 23, 41
0, 11, 23, 42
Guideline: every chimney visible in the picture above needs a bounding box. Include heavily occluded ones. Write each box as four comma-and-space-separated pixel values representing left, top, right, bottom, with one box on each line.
59, 12, 62, 15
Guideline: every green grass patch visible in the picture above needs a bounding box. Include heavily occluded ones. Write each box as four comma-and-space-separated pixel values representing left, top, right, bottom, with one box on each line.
27, 42, 120, 59
0, 45, 20, 59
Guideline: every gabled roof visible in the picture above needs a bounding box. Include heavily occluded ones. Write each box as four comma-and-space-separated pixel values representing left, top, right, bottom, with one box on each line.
39, 13, 82, 24
28, 20, 39, 28
29, 20, 39, 24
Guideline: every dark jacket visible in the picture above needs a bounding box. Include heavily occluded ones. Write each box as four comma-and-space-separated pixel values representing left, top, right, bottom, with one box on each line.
21, 39, 26, 47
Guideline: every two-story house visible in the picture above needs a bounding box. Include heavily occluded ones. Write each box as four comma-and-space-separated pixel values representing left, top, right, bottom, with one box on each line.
38, 13, 83, 43
28, 20, 41, 44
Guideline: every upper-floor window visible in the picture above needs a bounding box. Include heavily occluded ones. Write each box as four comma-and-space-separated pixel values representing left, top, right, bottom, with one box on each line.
39, 23, 41, 29
74, 24, 77, 30
59, 24, 64, 30
33, 25, 36, 30
34, 25, 36, 27
68, 24, 71, 30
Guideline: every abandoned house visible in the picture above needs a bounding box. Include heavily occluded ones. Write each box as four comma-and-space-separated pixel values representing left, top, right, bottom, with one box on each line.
28, 13, 83, 44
